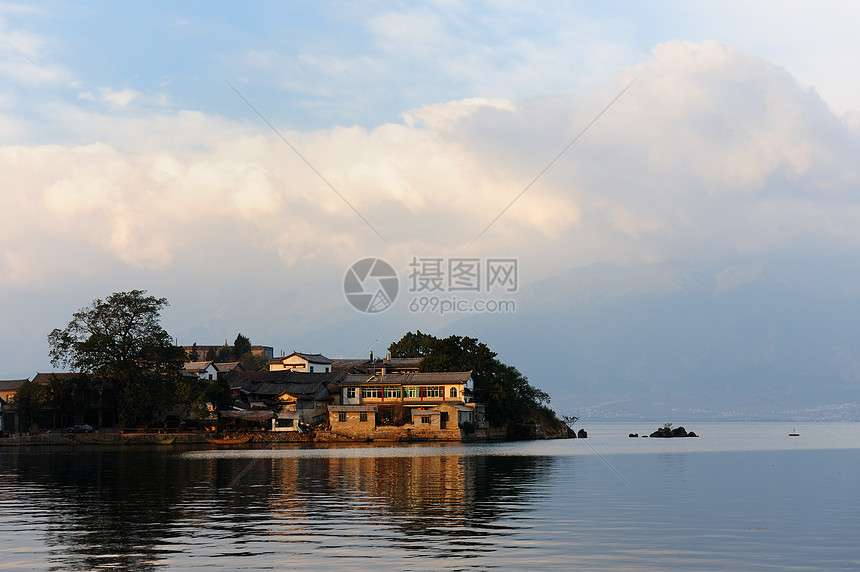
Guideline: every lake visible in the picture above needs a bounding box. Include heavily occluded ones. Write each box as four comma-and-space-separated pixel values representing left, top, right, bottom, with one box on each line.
1, 422, 859, 570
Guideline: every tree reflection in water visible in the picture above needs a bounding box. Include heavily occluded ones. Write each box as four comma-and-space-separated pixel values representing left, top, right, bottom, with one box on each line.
1, 445, 559, 569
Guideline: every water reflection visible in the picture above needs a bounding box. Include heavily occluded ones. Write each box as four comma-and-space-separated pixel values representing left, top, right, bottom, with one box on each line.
0, 446, 558, 570
8, 430, 857, 571
2, 447, 215, 571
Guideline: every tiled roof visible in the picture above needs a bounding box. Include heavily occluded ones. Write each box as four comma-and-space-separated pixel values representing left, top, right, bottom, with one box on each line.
384, 357, 422, 368
410, 408, 441, 416
227, 369, 345, 386
220, 410, 274, 422
331, 358, 368, 367
328, 405, 378, 412
31, 372, 82, 385
214, 362, 241, 372
183, 361, 214, 371
226, 370, 344, 402
285, 352, 333, 364
341, 371, 472, 385
0, 379, 29, 392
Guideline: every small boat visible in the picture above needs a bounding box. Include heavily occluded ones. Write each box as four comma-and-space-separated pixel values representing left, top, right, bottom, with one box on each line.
789, 432, 800, 437
152, 437, 176, 445
205, 435, 251, 445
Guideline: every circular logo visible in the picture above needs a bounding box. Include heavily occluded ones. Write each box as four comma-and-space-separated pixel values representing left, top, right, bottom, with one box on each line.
344, 258, 399, 313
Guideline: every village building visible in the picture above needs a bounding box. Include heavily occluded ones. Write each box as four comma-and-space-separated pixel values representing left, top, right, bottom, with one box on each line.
0, 374, 116, 433
331, 352, 421, 375
214, 362, 242, 377
269, 352, 333, 373
224, 369, 344, 430
329, 371, 476, 437
183, 361, 219, 380
1, 350, 483, 442
181, 344, 274, 361
0, 378, 28, 405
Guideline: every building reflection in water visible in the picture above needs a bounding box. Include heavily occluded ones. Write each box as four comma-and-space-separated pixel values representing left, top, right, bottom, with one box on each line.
0, 446, 559, 569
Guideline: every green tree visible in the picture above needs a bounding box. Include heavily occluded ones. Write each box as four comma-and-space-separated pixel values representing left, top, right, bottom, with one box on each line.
47, 373, 93, 427
14, 380, 48, 431
215, 342, 232, 362
232, 333, 252, 361
205, 377, 233, 411
187, 343, 200, 361
205, 347, 216, 361
174, 376, 210, 419
239, 352, 269, 371
47, 290, 187, 427
388, 330, 438, 357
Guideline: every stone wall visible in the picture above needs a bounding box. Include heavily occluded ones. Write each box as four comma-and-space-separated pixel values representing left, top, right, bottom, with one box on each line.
317, 425, 463, 442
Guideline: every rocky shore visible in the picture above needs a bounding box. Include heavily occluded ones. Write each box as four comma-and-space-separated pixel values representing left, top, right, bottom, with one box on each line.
649, 425, 698, 438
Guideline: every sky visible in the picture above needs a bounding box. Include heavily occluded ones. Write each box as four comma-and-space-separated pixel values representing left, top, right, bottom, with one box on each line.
2, 1, 860, 382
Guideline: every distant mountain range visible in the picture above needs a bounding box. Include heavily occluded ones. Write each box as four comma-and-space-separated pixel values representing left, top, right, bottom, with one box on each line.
458, 256, 860, 420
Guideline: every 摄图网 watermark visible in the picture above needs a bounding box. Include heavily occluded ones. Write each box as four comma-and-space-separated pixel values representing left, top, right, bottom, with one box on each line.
343, 256, 518, 315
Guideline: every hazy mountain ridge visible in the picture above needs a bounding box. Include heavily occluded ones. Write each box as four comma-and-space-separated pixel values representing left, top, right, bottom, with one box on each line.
462, 256, 860, 419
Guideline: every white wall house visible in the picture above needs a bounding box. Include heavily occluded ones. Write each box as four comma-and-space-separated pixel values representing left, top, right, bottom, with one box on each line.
269, 352, 333, 373
183, 361, 219, 380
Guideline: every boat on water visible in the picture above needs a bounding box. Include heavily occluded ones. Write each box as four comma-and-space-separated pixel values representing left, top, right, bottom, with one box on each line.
789, 432, 800, 437
152, 437, 176, 445
205, 435, 251, 445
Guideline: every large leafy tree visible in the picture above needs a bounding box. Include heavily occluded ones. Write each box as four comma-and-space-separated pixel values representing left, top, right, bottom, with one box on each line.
47, 290, 187, 427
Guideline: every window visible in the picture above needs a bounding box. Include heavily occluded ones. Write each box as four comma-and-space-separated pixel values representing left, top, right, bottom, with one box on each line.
404, 386, 443, 399
309, 365, 314, 373
359, 412, 368, 422
421, 416, 431, 424
338, 412, 346, 423
423, 386, 443, 398
362, 387, 381, 399
450, 387, 458, 398
383, 386, 401, 399
346, 388, 356, 399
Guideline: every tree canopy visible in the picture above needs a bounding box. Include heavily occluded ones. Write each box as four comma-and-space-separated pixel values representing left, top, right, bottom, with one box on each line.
388, 331, 553, 427
47, 290, 187, 426
387, 330, 438, 357
232, 333, 252, 361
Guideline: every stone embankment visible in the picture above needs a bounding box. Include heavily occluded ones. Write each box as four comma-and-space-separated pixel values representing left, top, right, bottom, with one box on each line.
0, 426, 531, 446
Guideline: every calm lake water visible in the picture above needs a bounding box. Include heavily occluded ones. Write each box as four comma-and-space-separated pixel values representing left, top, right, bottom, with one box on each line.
1, 422, 859, 571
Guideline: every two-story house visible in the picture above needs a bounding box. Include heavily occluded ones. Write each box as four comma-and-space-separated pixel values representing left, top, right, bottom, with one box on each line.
337, 371, 475, 428
269, 352, 333, 373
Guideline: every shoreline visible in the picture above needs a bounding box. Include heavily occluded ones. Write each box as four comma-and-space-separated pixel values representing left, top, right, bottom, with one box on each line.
0, 427, 517, 447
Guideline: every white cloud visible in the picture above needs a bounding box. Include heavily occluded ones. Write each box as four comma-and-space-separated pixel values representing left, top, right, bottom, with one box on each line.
1, 41, 858, 293
0, 3, 67, 86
